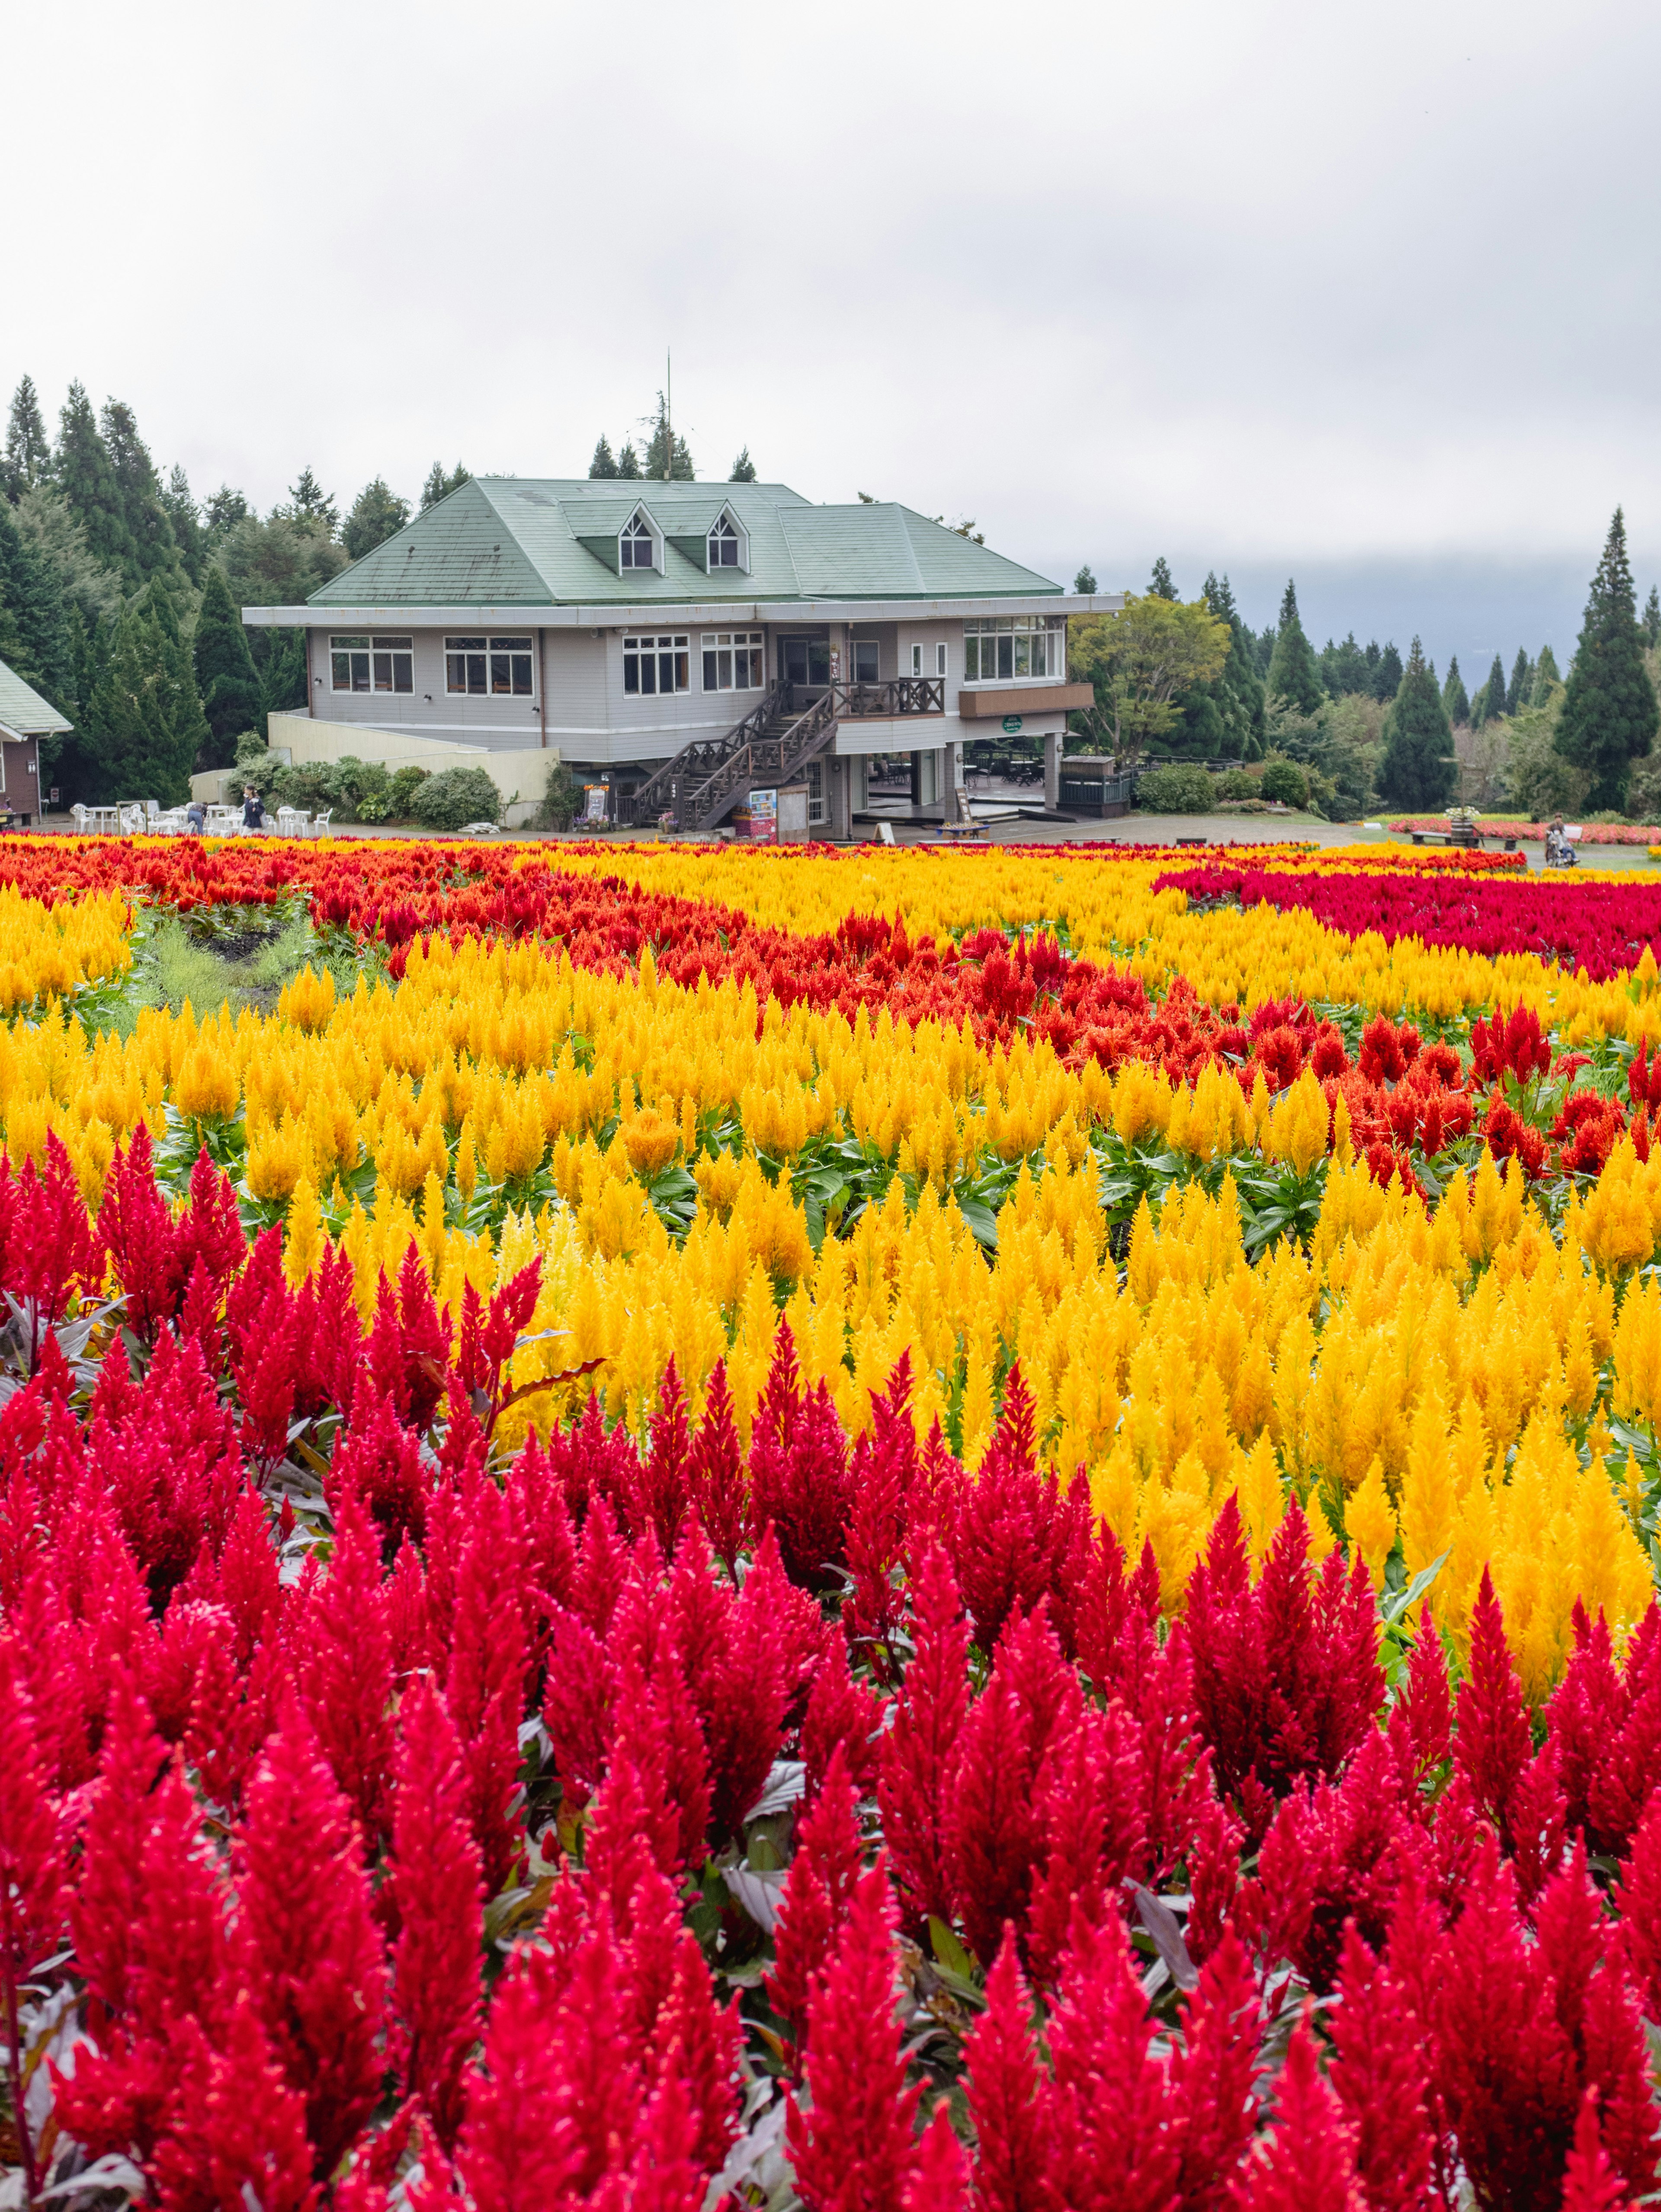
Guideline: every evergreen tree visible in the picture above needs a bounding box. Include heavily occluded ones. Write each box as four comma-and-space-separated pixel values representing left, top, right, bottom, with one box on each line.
2, 376, 50, 501
641, 394, 694, 480
1074, 563, 1097, 595
1265, 580, 1325, 713
1645, 586, 1661, 650
55, 382, 137, 579
1531, 643, 1563, 704
616, 443, 641, 480
342, 478, 412, 560
1320, 632, 1370, 697
1506, 647, 1532, 716
1363, 640, 1382, 682
1372, 641, 1404, 701
420, 462, 470, 509
0, 496, 70, 702
192, 562, 263, 762
80, 580, 209, 803
99, 400, 185, 589
160, 464, 205, 583
1441, 655, 1471, 725
588, 437, 619, 479
203, 486, 250, 540
1147, 556, 1176, 600
282, 468, 339, 535
728, 446, 757, 483
1252, 625, 1276, 679
257, 630, 308, 720
1379, 637, 1456, 807
1175, 571, 1266, 760
1554, 507, 1659, 810
1470, 651, 1507, 728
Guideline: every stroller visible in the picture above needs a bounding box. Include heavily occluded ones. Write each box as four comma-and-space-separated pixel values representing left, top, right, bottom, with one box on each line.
1543, 821, 1578, 869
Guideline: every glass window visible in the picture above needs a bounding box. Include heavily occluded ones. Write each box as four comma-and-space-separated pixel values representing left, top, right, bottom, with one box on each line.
962, 615, 1066, 681
489, 637, 535, 695
620, 512, 657, 570
332, 634, 411, 693
708, 513, 742, 569
853, 640, 880, 684
910, 643, 923, 677
937, 641, 948, 677
445, 636, 486, 695
699, 630, 764, 691
624, 634, 690, 696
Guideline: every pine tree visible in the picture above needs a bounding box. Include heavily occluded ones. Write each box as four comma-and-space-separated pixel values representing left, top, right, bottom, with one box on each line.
55, 382, 137, 579
257, 630, 308, 720
1196, 570, 1267, 759
283, 468, 340, 535
1470, 651, 1507, 729
420, 462, 470, 510
642, 394, 694, 481
1320, 632, 1370, 697
80, 580, 209, 803
1645, 587, 1661, 650
2, 376, 50, 501
1506, 647, 1533, 717
1074, 563, 1097, 595
1442, 656, 1471, 726
1148, 556, 1176, 599
192, 562, 263, 762
0, 496, 71, 702
728, 446, 757, 483
160, 464, 205, 583
1363, 640, 1382, 681
203, 486, 250, 540
99, 400, 184, 588
1555, 509, 1659, 810
1531, 643, 1563, 704
1372, 641, 1404, 701
342, 478, 412, 560
1265, 580, 1325, 713
616, 443, 641, 480
587, 437, 618, 480
1379, 637, 1456, 807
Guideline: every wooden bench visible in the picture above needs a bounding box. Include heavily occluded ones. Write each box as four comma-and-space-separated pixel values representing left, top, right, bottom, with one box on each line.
1175, 835, 1207, 847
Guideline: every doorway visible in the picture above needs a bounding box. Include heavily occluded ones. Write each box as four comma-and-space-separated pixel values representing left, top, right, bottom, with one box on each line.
778, 636, 831, 690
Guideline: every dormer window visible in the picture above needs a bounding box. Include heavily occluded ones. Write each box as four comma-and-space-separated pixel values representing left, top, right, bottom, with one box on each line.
620, 509, 659, 571
708, 513, 740, 568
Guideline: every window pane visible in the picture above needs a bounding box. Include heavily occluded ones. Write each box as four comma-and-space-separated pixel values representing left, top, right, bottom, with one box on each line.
747, 648, 763, 687
703, 650, 718, 690
393, 654, 413, 692
466, 654, 487, 693
332, 652, 352, 690
717, 650, 732, 688
445, 635, 486, 651
640, 656, 657, 694
491, 637, 532, 652
1014, 635, 1030, 677
331, 634, 371, 650
372, 634, 412, 650
997, 635, 1014, 679
514, 655, 533, 695
937, 643, 948, 677
373, 652, 393, 690
675, 651, 689, 691
625, 656, 640, 695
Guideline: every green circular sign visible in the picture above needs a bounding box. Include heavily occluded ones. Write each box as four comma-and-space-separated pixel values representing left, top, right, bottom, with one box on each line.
1001, 714, 1023, 734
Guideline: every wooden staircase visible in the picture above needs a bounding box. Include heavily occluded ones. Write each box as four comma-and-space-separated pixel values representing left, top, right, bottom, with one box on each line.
625, 677, 946, 833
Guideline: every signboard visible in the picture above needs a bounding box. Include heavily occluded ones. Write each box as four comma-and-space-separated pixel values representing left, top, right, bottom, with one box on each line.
581, 784, 609, 823
829, 647, 841, 682
1002, 714, 1023, 734
746, 788, 778, 844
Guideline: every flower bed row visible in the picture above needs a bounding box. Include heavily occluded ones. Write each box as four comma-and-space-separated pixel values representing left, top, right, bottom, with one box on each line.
1389, 815, 1661, 847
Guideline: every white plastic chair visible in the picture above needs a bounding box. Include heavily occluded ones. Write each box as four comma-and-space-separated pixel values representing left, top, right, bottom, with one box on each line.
310, 809, 333, 839
71, 803, 91, 833
117, 804, 145, 836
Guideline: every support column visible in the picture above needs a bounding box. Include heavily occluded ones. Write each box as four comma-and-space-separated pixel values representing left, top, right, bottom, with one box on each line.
1044, 729, 1061, 811
910, 750, 923, 807
829, 755, 853, 842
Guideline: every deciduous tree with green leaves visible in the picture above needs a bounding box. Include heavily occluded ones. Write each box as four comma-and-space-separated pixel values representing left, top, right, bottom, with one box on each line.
1379, 636, 1456, 808
1265, 580, 1325, 714
1553, 508, 1658, 811
1067, 592, 1231, 764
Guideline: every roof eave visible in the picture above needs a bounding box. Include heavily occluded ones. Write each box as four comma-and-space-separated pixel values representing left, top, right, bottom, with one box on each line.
246, 592, 1122, 627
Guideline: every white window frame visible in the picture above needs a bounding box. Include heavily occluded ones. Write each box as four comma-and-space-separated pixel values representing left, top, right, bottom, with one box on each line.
444, 635, 536, 698
623, 633, 690, 696
962, 615, 1066, 683
619, 507, 663, 574
705, 505, 749, 573
852, 638, 881, 685
700, 630, 764, 692
910, 643, 923, 678
936, 640, 948, 678
330, 633, 414, 695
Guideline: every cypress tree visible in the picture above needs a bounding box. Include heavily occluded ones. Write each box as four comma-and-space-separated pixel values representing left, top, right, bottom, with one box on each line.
1320, 632, 1369, 696
588, 437, 619, 479
1554, 508, 1659, 810
1074, 563, 1097, 595
160, 465, 205, 583
1196, 570, 1267, 759
1372, 641, 1404, 701
80, 580, 209, 803
1148, 556, 1176, 600
616, 443, 641, 480
283, 469, 339, 535
1531, 643, 1562, 704
1379, 637, 1456, 808
0, 496, 70, 702
1265, 580, 1325, 713
728, 447, 757, 483
55, 383, 137, 579
1645, 586, 1661, 649
421, 462, 470, 509
99, 400, 184, 589
642, 394, 694, 480
1253, 626, 1276, 679
257, 630, 308, 720
342, 478, 412, 560
1506, 647, 1533, 716
1441, 656, 1471, 726
2, 377, 50, 501
192, 562, 263, 761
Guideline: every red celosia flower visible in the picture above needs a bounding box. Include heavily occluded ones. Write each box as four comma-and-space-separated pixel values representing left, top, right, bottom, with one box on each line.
1165, 1927, 1261, 2209
1471, 1003, 1551, 1087
1328, 1922, 1438, 2212
961, 1932, 1058, 2212
768, 1747, 865, 2073
1614, 1790, 1661, 2020
1453, 1567, 1533, 1843
878, 1542, 970, 1930
685, 1358, 747, 1576
1045, 1911, 1180, 2211
147, 1993, 319, 2212
0, 1634, 64, 2203
1235, 2013, 1363, 2209
300, 1494, 398, 1850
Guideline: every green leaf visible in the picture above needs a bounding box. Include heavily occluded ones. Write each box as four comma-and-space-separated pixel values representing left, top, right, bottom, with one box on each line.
1382, 1548, 1450, 1629
928, 1915, 980, 1985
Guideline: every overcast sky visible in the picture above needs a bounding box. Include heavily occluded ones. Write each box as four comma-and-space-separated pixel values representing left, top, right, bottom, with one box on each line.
7, 0, 1658, 670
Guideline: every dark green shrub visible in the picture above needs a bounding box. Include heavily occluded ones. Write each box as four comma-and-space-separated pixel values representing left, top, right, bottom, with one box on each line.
537, 760, 579, 831
410, 765, 503, 831
1215, 768, 1257, 801
1260, 755, 1310, 808
387, 766, 430, 818
1136, 762, 1214, 813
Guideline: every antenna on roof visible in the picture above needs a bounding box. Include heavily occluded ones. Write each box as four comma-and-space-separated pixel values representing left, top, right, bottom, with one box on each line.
664, 349, 672, 482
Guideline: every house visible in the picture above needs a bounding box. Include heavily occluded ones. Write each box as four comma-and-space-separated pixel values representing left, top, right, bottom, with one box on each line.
240, 477, 1114, 834
0, 656, 68, 824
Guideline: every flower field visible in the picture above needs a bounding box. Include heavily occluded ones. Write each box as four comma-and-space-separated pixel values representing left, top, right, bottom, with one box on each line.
4, 832, 1661, 2209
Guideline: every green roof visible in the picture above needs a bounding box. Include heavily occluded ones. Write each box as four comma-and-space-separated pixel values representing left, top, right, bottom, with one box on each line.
0, 656, 69, 737
308, 478, 1061, 608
